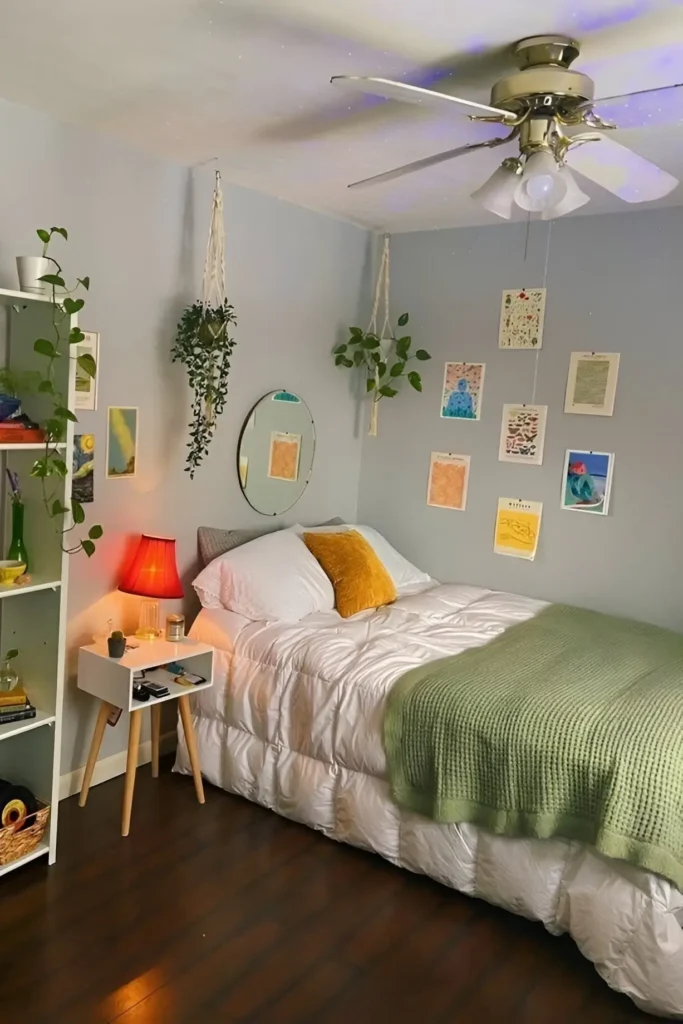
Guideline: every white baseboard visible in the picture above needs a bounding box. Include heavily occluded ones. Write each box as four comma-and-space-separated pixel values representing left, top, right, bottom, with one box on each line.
59, 730, 177, 801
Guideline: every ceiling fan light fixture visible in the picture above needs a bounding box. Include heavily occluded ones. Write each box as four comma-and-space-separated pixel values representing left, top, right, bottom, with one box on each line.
515, 151, 568, 212
470, 158, 522, 220
541, 167, 590, 219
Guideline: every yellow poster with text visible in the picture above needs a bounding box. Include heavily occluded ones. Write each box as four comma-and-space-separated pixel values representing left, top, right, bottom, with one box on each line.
494, 498, 543, 561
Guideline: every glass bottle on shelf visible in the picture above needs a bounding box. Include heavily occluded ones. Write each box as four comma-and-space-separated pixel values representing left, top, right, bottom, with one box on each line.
0, 652, 19, 692
7, 500, 29, 571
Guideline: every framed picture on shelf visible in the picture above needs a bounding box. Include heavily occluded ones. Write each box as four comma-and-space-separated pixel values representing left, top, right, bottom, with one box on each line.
74, 331, 100, 411
106, 407, 138, 479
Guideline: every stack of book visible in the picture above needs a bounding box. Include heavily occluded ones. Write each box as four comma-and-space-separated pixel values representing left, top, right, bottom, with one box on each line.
0, 688, 36, 725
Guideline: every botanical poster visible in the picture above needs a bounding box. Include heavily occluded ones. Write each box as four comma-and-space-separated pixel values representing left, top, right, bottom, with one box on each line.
561, 450, 614, 515
441, 362, 485, 421
106, 407, 138, 479
75, 331, 99, 411
494, 498, 543, 561
427, 453, 470, 511
268, 432, 301, 482
565, 352, 620, 416
498, 404, 548, 466
499, 289, 546, 349
72, 433, 94, 504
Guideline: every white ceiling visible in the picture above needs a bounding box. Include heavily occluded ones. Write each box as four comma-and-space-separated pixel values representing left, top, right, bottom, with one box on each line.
2, 0, 683, 231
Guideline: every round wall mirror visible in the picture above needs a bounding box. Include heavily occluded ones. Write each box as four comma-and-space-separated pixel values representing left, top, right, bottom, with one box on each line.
237, 390, 315, 515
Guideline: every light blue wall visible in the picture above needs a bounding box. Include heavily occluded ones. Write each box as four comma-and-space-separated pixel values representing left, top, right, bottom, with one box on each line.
0, 99, 369, 773
358, 209, 683, 629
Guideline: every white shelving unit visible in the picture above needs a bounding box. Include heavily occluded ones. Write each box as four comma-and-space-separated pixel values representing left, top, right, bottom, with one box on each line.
0, 286, 76, 874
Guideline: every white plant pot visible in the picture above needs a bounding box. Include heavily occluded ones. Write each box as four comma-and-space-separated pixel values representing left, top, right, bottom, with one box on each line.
16, 256, 50, 295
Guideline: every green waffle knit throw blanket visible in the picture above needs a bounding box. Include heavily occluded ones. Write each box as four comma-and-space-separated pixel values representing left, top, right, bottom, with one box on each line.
384, 603, 683, 889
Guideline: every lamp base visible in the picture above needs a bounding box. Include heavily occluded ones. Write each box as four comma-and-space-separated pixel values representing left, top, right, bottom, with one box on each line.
136, 598, 160, 641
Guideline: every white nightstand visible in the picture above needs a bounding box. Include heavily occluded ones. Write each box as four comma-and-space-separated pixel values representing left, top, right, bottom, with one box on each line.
77, 637, 214, 836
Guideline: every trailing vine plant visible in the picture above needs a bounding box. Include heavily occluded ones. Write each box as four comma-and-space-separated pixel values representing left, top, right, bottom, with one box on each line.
171, 170, 237, 478
171, 299, 237, 477
334, 311, 431, 406
27, 227, 102, 556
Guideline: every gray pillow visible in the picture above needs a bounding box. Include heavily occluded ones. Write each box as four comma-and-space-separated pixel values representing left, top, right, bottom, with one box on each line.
197, 518, 345, 568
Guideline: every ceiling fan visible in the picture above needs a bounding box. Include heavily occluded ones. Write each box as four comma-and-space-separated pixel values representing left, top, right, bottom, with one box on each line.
331, 34, 682, 219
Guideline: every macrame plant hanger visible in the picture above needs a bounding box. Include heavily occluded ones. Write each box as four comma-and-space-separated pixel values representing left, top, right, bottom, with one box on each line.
201, 169, 226, 426
367, 233, 392, 437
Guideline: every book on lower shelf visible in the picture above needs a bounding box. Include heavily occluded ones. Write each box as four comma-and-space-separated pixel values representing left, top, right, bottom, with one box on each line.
0, 702, 36, 724
0, 687, 29, 709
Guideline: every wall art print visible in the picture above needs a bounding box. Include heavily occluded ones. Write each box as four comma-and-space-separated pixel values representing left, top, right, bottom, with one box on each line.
74, 331, 99, 411
494, 497, 543, 561
499, 289, 546, 349
441, 362, 485, 421
72, 433, 94, 504
565, 351, 620, 416
427, 452, 470, 511
499, 404, 548, 466
561, 450, 614, 515
106, 407, 138, 479
268, 432, 301, 482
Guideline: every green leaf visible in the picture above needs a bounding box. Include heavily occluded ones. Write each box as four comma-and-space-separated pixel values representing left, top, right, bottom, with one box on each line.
333, 343, 348, 354
77, 276, 90, 291
46, 419, 65, 441
353, 349, 365, 367
72, 500, 85, 525
390, 361, 405, 377
408, 371, 422, 392
397, 336, 411, 349
51, 499, 68, 516
361, 336, 380, 349
341, 357, 353, 368
376, 362, 387, 378
38, 379, 54, 394
349, 326, 363, 337
415, 349, 431, 361
5, 650, 18, 661
398, 313, 409, 327
37, 274, 66, 288
30, 459, 49, 478
52, 458, 68, 476
77, 353, 96, 378
378, 385, 399, 398
51, 226, 68, 240
63, 297, 84, 315
88, 524, 104, 540
371, 351, 381, 365
36, 229, 50, 244
54, 406, 78, 423
82, 540, 96, 558
366, 378, 376, 392
69, 328, 85, 345
334, 354, 346, 366
34, 338, 56, 358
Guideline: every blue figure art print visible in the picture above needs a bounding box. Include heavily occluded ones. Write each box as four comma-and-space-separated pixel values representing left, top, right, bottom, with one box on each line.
562, 449, 614, 516
441, 362, 485, 421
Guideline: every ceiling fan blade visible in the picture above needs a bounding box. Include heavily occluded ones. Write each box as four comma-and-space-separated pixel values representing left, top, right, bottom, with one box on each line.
566, 136, 679, 203
579, 82, 683, 130
348, 132, 517, 189
331, 76, 516, 122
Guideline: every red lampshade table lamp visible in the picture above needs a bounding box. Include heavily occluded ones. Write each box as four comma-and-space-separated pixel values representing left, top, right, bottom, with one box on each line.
119, 535, 183, 640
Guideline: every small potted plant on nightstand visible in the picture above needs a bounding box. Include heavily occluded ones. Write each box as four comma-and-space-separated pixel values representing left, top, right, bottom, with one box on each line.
107, 631, 126, 659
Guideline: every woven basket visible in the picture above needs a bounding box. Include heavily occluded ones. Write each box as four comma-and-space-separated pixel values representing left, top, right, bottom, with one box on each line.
0, 802, 49, 866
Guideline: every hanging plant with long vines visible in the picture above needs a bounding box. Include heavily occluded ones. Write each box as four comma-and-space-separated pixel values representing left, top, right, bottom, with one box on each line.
171, 171, 237, 477
28, 227, 102, 556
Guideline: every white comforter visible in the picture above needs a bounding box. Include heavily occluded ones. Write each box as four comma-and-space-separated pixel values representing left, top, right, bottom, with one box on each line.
175, 584, 683, 1018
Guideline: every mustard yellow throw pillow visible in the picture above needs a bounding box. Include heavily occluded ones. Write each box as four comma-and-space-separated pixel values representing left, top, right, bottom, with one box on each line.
303, 530, 397, 619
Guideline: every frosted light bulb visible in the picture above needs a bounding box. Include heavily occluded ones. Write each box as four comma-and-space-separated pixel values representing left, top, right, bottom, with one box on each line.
525, 174, 556, 203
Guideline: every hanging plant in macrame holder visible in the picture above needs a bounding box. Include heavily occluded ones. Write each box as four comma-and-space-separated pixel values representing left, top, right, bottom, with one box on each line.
333, 234, 430, 436
172, 170, 237, 477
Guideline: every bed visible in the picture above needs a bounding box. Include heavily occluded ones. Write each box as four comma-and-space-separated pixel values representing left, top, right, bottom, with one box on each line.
175, 532, 683, 1019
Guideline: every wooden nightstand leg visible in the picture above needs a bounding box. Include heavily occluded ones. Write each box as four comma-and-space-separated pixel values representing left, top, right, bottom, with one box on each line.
150, 704, 161, 779
79, 701, 113, 808
178, 695, 205, 805
121, 709, 143, 837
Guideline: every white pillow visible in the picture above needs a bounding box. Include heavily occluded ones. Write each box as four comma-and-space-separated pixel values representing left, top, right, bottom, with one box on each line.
288, 523, 433, 593
193, 530, 334, 622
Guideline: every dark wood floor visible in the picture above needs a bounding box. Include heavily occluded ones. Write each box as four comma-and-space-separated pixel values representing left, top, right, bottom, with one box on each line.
0, 758, 668, 1024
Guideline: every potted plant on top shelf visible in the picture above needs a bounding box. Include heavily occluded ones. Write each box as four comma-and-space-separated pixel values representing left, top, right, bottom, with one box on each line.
16, 226, 67, 296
